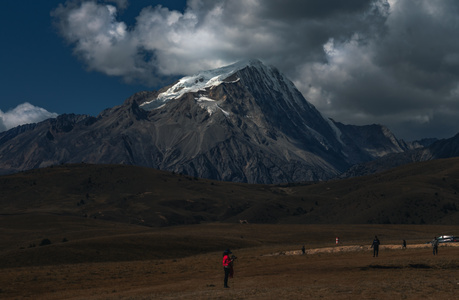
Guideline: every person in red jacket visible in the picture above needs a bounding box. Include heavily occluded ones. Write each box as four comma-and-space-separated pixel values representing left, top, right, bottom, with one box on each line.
222, 249, 234, 288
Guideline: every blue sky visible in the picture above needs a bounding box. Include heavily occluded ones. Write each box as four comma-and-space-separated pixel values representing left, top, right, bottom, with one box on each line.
2, 1, 459, 141
0, 1, 185, 117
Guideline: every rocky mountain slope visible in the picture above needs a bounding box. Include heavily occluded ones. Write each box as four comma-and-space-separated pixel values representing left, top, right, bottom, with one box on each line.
342, 133, 459, 178
0, 60, 413, 183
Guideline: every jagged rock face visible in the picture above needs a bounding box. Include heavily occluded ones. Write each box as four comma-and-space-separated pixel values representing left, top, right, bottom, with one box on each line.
332, 122, 410, 165
0, 60, 412, 183
340, 133, 459, 178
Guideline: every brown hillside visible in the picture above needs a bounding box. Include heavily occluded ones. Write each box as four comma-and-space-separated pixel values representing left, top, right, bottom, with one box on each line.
1, 157, 459, 226
294, 157, 459, 224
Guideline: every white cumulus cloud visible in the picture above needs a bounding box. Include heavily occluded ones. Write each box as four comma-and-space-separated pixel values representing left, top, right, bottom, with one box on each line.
0, 103, 58, 133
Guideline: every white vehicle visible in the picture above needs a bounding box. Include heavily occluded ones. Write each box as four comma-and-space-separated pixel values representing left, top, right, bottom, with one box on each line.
429, 235, 459, 243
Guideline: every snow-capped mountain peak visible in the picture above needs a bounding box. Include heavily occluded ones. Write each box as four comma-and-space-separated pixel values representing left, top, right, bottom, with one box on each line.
0, 59, 414, 184
140, 59, 272, 110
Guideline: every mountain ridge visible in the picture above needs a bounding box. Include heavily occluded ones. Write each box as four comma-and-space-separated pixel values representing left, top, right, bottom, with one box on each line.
0, 60, 422, 183
341, 133, 459, 178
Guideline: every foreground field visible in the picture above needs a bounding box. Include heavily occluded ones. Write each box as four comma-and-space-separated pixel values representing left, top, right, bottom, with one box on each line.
1, 221, 459, 299
2, 242, 459, 299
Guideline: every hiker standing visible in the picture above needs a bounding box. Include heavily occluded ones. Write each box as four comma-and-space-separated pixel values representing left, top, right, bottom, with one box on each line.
371, 236, 380, 257
402, 239, 406, 249
431, 237, 439, 255
222, 249, 234, 288
301, 245, 305, 255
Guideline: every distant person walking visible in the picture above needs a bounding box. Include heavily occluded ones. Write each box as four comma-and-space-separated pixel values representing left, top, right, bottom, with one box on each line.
431, 237, 439, 255
222, 249, 235, 288
371, 236, 380, 257
302, 245, 305, 254
402, 239, 406, 249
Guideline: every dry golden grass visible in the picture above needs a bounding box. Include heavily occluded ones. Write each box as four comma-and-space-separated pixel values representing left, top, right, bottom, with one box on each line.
2, 223, 459, 299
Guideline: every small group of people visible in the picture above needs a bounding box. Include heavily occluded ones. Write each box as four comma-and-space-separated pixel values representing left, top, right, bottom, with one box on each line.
371, 236, 441, 257
222, 235, 443, 288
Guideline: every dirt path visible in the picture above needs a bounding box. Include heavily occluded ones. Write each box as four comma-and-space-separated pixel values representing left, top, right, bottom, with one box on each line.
266, 242, 459, 256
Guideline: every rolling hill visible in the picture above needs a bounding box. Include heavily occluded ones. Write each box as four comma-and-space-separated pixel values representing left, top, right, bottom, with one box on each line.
1, 157, 459, 227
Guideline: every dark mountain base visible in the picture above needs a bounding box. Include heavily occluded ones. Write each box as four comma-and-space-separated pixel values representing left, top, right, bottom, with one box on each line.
1, 157, 459, 227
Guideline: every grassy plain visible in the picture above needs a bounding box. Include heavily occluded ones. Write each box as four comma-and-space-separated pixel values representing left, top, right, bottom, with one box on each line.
1, 220, 459, 299
1, 158, 459, 298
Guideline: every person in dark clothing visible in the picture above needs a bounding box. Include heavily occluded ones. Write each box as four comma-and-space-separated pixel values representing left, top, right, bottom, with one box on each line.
222, 249, 234, 288
371, 236, 380, 257
302, 245, 305, 254
431, 237, 439, 255
402, 239, 406, 249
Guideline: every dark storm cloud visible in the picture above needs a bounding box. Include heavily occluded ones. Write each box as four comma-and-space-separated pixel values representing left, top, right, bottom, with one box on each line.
52, 0, 459, 140
305, 0, 459, 140
259, 0, 372, 19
